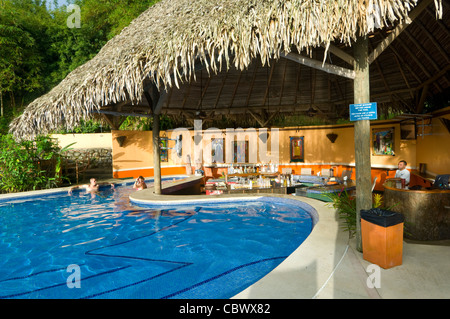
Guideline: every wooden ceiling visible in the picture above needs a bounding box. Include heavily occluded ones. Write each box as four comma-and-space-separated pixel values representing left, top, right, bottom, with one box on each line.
99, 1, 449, 128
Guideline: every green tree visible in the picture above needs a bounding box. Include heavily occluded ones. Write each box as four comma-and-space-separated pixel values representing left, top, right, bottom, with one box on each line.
0, 0, 46, 116
48, 0, 159, 85
0, 0, 160, 132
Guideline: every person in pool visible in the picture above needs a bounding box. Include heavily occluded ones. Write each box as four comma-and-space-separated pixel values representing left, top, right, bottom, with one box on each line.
68, 178, 114, 194
133, 176, 147, 190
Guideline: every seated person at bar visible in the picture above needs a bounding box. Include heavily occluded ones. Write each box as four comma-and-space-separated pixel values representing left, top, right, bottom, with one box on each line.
394, 160, 410, 186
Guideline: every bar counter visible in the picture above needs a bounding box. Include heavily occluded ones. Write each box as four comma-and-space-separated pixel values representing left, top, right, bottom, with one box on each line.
383, 179, 450, 240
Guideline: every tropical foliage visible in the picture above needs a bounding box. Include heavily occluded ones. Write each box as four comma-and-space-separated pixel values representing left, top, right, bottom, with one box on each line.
326, 189, 396, 238
0, 0, 159, 132
0, 0, 160, 193
326, 189, 357, 238
0, 134, 71, 193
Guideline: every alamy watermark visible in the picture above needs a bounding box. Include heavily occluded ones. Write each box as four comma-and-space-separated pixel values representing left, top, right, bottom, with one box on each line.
168, 120, 280, 165
366, 264, 381, 289
67, 4, 81, 29
66, 264, 81, 288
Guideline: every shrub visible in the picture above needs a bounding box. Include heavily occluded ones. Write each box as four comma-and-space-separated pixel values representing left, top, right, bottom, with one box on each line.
326, 188, 357, 238
0, 134, 68, 193
326, 189, 397, 238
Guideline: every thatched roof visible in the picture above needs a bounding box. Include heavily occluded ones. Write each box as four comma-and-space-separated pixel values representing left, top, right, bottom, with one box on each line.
10, 0, 446, 139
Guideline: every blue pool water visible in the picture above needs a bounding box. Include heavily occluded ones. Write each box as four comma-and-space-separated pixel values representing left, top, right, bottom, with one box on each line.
0, 180, 315, 299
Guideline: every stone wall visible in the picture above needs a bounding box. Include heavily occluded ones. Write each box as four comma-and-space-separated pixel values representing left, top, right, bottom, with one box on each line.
62, 148, 112, 169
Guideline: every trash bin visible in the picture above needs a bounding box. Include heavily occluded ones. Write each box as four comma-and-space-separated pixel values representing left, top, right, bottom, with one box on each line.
361, 208, 405, 269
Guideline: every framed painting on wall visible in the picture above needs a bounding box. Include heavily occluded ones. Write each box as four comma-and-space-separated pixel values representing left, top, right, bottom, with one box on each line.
372, 128, 395, 156
290, 136, 304, 162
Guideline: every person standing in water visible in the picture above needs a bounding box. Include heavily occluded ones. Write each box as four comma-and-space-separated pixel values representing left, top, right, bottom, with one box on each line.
68, 178, 114, 194
133, 176, 147, 190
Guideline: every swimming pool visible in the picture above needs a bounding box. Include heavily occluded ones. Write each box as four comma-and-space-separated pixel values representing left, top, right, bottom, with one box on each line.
0, 179, 315, 299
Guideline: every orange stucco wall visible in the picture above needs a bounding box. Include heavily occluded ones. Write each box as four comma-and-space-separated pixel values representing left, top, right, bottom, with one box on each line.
111, 130, 187, 179
112, 113, 449, 191
416, 109, 450, 176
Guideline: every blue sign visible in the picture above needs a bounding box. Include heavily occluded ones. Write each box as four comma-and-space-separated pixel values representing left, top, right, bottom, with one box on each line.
350, 102, 377, 121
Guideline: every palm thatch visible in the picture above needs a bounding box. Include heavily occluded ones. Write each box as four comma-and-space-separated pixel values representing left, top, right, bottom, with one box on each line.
10, 0, 444, 139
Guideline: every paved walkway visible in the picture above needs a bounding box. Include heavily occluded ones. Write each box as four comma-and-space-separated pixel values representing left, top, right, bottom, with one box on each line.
233, 197, 450, 299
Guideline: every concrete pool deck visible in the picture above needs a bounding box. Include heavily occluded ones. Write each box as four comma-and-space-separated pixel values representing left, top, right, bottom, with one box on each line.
1, 176, 449, 299
233, 196, 450, 299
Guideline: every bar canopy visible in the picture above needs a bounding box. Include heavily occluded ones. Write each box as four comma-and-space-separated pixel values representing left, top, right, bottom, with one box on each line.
9, 0, 447, 139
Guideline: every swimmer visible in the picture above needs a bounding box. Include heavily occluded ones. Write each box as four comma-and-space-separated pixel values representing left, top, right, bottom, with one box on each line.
68, 178, 114, 194
133, 176, 147, 190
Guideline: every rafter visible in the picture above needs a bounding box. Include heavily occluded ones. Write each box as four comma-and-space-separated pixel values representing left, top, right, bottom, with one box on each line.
229, 72, 242, 108
294, 63, 301, 105
98, 110, 152, 118
245, 63, 259, 107
281, 51, 355, 79
278, 58, 288, 106
392, 52, 414, 99
321, 43, 355, 65
196, 70, 211, 109
214, 71, 228, 109
368, 0, 433, 64
262, 62, 276, 107
414, 19, 450, 64
395, 37, 444, 92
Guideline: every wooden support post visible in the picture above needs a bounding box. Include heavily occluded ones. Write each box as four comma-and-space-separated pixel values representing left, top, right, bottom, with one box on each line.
353, 36, 372, 252
152, 113, 162, 195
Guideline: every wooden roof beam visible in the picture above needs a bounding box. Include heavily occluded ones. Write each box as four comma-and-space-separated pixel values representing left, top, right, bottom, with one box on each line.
262, 111, 279, 127
101, 114, 124, 130
387, 43, 422, 84
164, 105, 335, 115
394, 38, 444, 92
321, 43, 355, 66
414, 19, 450, 64
248, 110, 265, 127
229, 72, 242, 108
245, 64, 258, 107
278, 58, 288, 106
281, 52, 355, 79
294, 63, 301, 105
262, 62, 276, 107
416, 64, 450, 91
426, 7, 449, 35
392, 52, 414, 99
214, 72, 228, 109
403, 29, 449, 87
98, 110, 152, 118
368, 0, 433, 64
196, 71, 212, 108
404, 36, 450, 88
